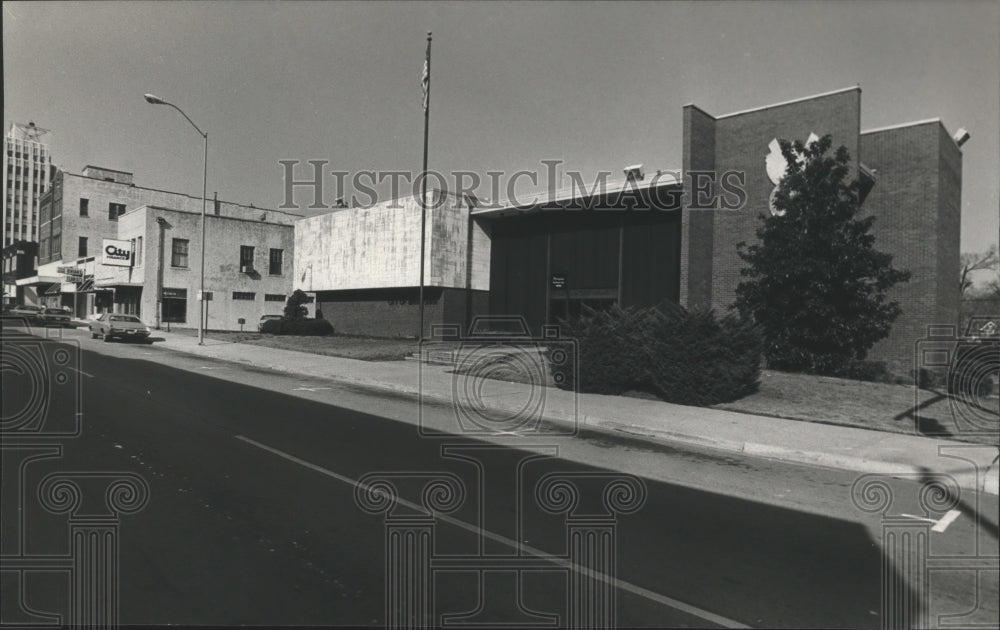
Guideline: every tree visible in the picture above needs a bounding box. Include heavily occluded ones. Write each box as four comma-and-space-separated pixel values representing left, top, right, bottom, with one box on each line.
284, 289, 310, 319
960, 245, 999, 295
734, 135, 910, 375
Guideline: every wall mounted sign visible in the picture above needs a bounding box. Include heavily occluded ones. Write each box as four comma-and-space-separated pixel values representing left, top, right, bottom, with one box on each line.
102, 238, 133, 267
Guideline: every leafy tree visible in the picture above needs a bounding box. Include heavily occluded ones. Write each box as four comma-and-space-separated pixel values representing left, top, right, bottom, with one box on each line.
734, 135, 910, 375
284, 289, 311, 319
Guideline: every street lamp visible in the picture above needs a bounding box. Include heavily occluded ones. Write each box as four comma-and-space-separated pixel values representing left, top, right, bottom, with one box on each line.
144, 93, 208, 345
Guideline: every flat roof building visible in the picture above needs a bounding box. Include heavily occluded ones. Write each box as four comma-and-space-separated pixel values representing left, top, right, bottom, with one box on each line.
294, 86, 962, 370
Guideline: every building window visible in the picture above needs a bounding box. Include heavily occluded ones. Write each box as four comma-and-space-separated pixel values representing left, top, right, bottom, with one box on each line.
171, 238, 189, 268
233, 292, 256, 301
108, 202, 126, 221
269, 248, 283, 275
240, 245, 255, 273
264, 293, 286, 302
79, 198, 89, 217
78, 236, 87, 257
135, 236, 143, 266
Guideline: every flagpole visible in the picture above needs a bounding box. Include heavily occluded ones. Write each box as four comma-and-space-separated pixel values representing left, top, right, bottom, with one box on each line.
419, 32, 432, 342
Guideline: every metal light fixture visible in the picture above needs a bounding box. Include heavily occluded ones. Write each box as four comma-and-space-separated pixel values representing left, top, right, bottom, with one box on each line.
144, 93, 209, 345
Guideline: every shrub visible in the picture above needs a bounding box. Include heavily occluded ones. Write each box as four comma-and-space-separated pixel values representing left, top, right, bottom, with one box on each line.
552, 303, 762, 406
260, 317, 334, 336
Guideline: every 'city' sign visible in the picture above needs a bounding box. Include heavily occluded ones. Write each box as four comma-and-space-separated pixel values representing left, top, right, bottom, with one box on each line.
102, 239, 133, 267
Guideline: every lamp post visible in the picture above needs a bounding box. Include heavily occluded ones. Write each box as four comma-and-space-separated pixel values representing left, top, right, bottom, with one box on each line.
144, 93, 208, 345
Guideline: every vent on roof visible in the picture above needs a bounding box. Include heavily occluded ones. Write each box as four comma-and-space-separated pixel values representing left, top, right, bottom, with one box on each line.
953, 128, 970, 147
624, 164, 644, 181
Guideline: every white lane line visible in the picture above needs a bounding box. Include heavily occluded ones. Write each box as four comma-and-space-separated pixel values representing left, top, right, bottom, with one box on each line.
932, 510, 962, 532
197, 366, 227, 370
899, 510, 962, 533
65, 366, 95, 378
234, 434, 751, 629
292, 386, 332, 392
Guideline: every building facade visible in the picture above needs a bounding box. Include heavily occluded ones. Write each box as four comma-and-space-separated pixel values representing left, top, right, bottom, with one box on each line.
99, 205, 295, 331
3, 122, 52, 247
18, 165, 301, 328
2, 240, 38, 306
290, 87, 963, 371
677, 86, 961, 367
294, 191, 490, 338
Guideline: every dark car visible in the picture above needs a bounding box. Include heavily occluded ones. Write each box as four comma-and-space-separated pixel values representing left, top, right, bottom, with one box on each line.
38, 307, 73, 327
258, 314, 283, 331
89, 313, 151, 342
7, 304, 45, 323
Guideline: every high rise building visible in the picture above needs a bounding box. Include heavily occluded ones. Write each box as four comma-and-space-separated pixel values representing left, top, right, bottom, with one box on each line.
3, 122, 52, 247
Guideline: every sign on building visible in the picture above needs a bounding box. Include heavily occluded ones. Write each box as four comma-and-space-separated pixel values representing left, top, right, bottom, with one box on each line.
102, 239, 133, 267
57, 266, 84, 281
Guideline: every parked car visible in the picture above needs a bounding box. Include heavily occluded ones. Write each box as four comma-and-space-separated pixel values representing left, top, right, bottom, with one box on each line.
89, 313, 151, 342
6, 304, 45, 323
38, 307, 73, 327
258, 314, 283, 331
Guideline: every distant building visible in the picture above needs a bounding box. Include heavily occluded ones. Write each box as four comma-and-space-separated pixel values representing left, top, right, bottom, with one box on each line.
18, 165, 301, 327
3, 122, 53, 247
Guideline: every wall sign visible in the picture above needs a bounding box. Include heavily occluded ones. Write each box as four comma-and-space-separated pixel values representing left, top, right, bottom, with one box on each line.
551, 273, 567, 290
102, 238, 133, 267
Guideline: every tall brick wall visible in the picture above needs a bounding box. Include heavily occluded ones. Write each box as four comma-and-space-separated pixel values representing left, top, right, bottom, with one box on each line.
708, 89, 862, 313
681, 104, 717, 311
861, 122, 962, 368
679, 87, 962, 369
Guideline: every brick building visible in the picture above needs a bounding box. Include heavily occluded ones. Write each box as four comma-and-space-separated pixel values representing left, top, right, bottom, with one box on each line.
678, 86, 962, 367
18, 165, 302, 328
292, 86, 963, 371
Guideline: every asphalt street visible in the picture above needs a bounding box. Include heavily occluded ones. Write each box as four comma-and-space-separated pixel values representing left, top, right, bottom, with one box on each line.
2, 324, 997, 627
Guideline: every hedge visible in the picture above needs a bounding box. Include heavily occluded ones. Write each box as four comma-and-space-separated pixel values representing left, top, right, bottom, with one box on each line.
551, 303, 762, 406
260, 317, 334, 336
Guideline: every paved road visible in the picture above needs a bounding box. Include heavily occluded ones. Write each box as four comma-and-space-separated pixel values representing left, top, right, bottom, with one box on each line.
2, 325, 997, 627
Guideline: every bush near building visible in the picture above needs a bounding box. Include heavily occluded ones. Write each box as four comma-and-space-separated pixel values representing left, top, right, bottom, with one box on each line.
260, 317, 334, 336
552, 303, 762, 406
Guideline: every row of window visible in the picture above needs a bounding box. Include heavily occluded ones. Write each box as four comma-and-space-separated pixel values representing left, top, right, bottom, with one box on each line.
76, 198, 126, 220
171, 239, 284, 275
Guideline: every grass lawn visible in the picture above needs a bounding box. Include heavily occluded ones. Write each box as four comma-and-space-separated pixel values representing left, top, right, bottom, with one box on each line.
715, 370, 999, 445
172, 329, 422, 361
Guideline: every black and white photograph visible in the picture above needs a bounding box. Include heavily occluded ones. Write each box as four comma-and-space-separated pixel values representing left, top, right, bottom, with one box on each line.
2, 1, 998, 628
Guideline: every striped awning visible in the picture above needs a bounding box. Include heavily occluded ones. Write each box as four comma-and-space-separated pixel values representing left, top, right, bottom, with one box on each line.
78, 278, 95, 292
44, 283, 61, 296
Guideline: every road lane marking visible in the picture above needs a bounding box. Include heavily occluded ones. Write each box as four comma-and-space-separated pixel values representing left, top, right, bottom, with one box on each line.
932, 509, 962, 532
65, 366, 94, 378
197, 366, 227, 370
234, 434, 751, 629
292, 386, 332, 392
899, 510, 962, 532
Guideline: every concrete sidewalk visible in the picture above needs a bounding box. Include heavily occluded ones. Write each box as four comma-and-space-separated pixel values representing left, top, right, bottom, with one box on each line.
145, 329, 1000, 495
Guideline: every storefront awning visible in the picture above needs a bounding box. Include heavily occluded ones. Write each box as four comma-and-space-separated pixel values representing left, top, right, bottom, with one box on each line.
78, 278, 94, 292
44, 283, 61, 296
16, 275, 63, 287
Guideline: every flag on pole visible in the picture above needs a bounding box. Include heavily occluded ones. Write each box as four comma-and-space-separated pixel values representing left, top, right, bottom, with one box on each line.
421, 39, 430, 111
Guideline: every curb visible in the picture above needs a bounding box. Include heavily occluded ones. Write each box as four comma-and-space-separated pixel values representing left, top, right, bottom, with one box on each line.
156, 339, 1000, 496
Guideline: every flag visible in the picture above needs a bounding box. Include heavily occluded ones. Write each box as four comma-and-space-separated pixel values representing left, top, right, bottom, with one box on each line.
421, 36, 431, 111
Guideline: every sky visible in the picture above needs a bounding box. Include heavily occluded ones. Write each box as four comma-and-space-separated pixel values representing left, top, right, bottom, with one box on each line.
4, 0, 999, 259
